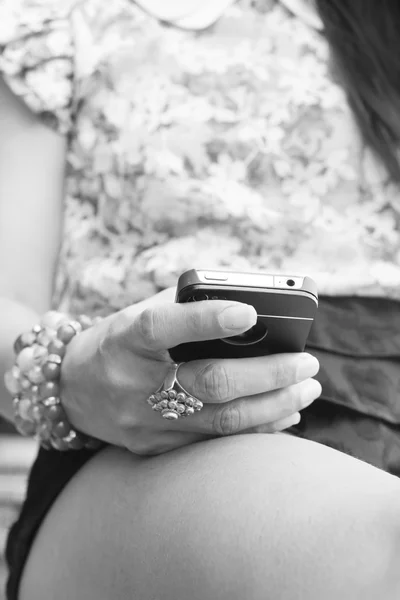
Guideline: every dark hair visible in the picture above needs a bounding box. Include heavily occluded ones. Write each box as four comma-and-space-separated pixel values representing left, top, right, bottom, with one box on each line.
315, 0, 400, 181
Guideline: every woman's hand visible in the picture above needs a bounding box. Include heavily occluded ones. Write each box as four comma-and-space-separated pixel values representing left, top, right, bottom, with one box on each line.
61, 288, 321, 455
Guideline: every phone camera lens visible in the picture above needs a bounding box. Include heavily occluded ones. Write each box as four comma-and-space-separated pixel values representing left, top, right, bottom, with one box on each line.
222, 319, 268, 346
286, 279, 295, 287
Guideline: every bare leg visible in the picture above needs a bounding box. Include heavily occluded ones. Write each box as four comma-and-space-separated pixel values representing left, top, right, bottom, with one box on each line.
19, 433, 400, 600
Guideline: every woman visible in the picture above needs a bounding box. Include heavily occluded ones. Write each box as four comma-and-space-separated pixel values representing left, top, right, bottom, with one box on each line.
1, 0, 400, 598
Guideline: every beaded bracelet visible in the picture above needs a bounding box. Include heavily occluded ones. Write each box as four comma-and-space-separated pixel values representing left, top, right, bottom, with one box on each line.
4, 311, 103, 451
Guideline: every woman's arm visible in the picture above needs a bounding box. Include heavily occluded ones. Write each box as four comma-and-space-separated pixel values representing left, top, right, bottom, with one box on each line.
0, 77, 66, 421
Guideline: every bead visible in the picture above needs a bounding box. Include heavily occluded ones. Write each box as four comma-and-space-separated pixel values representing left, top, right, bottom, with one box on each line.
54, 420, 71, 438
168, 400, 178, 410
45, 403, 66, 421
42, 396, 60, 407
65, 432, 85, 450
146, 395, 157, 406
32, 344, 48, 365
16, 346, 36, 373
42, 362, 61, 381
14, 416, 36, 436
160, 390, 169, 399
13, 331, 36, 355
69, 321, 83, 335
193, 400, 203, 411
168, 390, 177, 399
63, 431, 77, 443
57, 324, 77, 344
152, 403, 163, 411
11, 365, 21, 379
185, 406, 195, 416
36, 328, 56, 348
51, 438, 70, 451
160, 399, 169, 409
176, 403, 186, 414
40, 311, 67, 330
36, 421, 52, 440
185, 397, 195, 407
161, 409, 179, 420
39, 381, 60, 399
16, 398, 34, 421
176, 393, 186, 402
22, 331, 38, 346
32, 324, 42, 335
77, 315, 93, 330
4, 369, 22, 395
47, 354, 62, 365
20, 376, 32, 391
30, 385, 40, 402
31, 404, 46, 421
27, 366, 45, 385
47, 339, 66, 358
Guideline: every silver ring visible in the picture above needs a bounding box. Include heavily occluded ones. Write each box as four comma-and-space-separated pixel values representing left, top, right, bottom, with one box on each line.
146, 362, 203, 420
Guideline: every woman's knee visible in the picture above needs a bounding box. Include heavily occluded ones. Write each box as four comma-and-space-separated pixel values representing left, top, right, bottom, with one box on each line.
172, 433, 400, 600
20, 434, 400, 600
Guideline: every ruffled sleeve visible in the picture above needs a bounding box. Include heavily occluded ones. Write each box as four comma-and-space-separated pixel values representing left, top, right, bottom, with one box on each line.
0, 0, 77, 134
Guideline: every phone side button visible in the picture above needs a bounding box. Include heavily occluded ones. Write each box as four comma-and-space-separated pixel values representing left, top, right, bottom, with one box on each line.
203, 272, 229, 281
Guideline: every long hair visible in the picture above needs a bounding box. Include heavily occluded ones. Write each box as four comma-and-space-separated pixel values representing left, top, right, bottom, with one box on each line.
315, 0, 400, 181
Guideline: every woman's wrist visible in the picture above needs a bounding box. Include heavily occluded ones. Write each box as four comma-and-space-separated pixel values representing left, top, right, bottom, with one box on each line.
4, 310, 104, 451
0, 297, 41, 423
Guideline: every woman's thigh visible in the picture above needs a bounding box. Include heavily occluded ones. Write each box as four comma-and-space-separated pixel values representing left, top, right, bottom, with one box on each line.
19, 433, 400, 600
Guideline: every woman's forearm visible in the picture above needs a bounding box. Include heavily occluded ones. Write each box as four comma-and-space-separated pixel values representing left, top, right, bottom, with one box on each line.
0, 80, 67, 422
0, 297, 40, 421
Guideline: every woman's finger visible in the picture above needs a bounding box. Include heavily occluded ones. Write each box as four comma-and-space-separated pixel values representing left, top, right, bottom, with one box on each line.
121, 299, 258, 352
269, 411, 302, 431
129, 410, 303, 456
166, 378, 322, 436
243, 411, 301, 434
177, 353, 320, 404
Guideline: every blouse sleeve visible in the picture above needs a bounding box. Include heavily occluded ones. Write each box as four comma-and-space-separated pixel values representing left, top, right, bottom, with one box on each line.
0, 0, 77, 134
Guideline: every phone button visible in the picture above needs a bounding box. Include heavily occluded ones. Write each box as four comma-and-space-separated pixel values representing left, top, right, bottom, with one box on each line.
203, 272, 229, 281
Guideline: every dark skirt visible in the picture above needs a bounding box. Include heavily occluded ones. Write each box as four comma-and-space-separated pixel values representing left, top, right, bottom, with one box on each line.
6, 296, 400, 599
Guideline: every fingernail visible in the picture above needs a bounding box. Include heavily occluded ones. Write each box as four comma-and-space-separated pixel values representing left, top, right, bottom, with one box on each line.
218, 304, 257, 330
296, 354, 320, 380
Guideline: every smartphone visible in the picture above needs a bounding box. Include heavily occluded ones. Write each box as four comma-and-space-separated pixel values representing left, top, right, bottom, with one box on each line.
169, 269, 318, 362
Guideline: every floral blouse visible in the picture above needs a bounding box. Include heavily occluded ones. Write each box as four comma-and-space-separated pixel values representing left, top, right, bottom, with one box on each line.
1, 0, 400, 317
